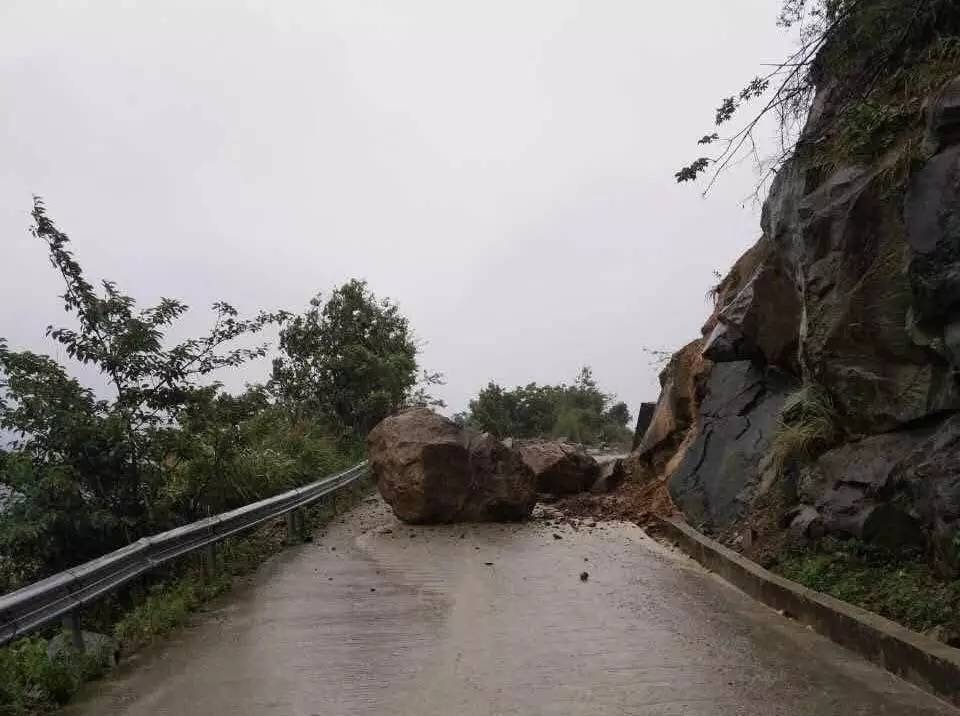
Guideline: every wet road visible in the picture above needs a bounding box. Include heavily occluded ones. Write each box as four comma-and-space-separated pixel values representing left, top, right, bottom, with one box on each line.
71, 498, 958, 716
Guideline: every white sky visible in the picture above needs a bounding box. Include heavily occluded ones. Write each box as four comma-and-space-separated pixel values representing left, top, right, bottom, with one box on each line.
1, 1, 794, 417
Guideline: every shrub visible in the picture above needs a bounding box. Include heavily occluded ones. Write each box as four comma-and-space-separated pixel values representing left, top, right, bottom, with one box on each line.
0, 636, 104, 714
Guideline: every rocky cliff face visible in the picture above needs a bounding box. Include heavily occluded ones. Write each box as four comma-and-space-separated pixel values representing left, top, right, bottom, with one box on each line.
633, 72, 960, 573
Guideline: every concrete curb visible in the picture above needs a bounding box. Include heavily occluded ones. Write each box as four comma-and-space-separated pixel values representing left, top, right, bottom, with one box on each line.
656, 516, 960, 708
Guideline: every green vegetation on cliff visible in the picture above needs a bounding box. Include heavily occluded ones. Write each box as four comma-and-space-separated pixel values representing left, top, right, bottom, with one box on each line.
677, 0, 960, 193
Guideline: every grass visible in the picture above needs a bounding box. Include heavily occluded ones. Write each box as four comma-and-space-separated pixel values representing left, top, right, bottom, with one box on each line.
770, 384, 841, 476
776, 538, 960, 637
0, 476, 372, 715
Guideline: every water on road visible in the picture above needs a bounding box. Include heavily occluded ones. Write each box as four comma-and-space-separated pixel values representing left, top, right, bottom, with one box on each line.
70, 498, 958, 716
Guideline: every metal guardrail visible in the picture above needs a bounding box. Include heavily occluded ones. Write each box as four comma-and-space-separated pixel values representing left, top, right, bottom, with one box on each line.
0, 461, 369, 647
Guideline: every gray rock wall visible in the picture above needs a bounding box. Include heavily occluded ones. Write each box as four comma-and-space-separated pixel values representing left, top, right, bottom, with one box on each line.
638, 73, 960, 561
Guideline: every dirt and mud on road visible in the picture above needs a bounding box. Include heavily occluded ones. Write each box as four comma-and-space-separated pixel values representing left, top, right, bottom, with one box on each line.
71, 497, 957, 716
555, 472, 676, 526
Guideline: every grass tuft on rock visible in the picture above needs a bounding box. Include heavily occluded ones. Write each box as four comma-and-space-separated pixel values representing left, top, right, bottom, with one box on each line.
770, 384, 842, 475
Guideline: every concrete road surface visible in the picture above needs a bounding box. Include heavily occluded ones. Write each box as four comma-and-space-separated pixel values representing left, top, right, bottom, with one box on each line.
70, 498, 958, 716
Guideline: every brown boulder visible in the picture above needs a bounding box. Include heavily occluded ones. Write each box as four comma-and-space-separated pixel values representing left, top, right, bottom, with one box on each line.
367, 408, 536, 523
703, 259, 800, 368
591, 458, 626, 494
517, 441, 599, 495
634, 339, 711, 472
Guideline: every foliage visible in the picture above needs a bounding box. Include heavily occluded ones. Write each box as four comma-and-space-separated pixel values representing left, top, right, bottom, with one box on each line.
463, 367, 632, 446
0, 200, 415, 712
0, 636, 106, 714
113, 574, 227, 650
0, 476, 371, 714
770, 383, 842, 474
161, 394, 352, 517
0, 201, 420, 594
777, 537, 960, 634
271, 279, 441, 439
676, 0, 960, 195
0, 201, 286, 580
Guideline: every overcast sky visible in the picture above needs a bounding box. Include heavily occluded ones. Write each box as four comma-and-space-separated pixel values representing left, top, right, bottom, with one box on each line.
1, 1, 794, 417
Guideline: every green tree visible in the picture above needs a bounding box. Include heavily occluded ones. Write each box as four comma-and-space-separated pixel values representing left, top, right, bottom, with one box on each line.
464, 367, 631, 446
604, 401, 631, 428
0, 199, 285, 580
271, 279, 437, 438
466, 382, 520, 439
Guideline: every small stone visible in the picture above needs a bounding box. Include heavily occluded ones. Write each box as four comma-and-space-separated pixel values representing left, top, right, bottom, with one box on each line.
579, 571, 589, 582
370, 587, 376, 592
484, 562, 494, 566
552, 533, 563, 540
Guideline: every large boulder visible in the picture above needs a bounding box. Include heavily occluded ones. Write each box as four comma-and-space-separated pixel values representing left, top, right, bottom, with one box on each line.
701, 236, 774, 339
815, 487, 923, 549
517, 441, 599, 495
894, 414, 960, 574
591, 458, 626, 494
797, 430, 931, 505
703, 259, 800, 368
668, 361, 795, 529
367, 408, 536, 523
784, 421, 946, 552
635, 340, 711, 472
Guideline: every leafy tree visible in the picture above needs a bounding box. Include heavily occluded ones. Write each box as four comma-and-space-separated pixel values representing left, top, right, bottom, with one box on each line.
271, 279, 439, 438
0, 200, 286, 579
463, 367, 632, 446
0, 201, 440, 593
604, 401, 632, 428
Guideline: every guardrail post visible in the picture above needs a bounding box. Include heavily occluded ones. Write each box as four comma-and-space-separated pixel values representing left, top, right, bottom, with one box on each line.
62, 611, 85, 653
201, 544, 218, 581
285, 510, 298, 544
295, 509, 306, 537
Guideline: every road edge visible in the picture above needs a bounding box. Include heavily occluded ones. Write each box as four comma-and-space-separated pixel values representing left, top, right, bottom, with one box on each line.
656, 515, 960, 708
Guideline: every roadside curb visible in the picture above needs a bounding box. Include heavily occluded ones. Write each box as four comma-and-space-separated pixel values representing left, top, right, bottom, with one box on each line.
656, 515, 960, 708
